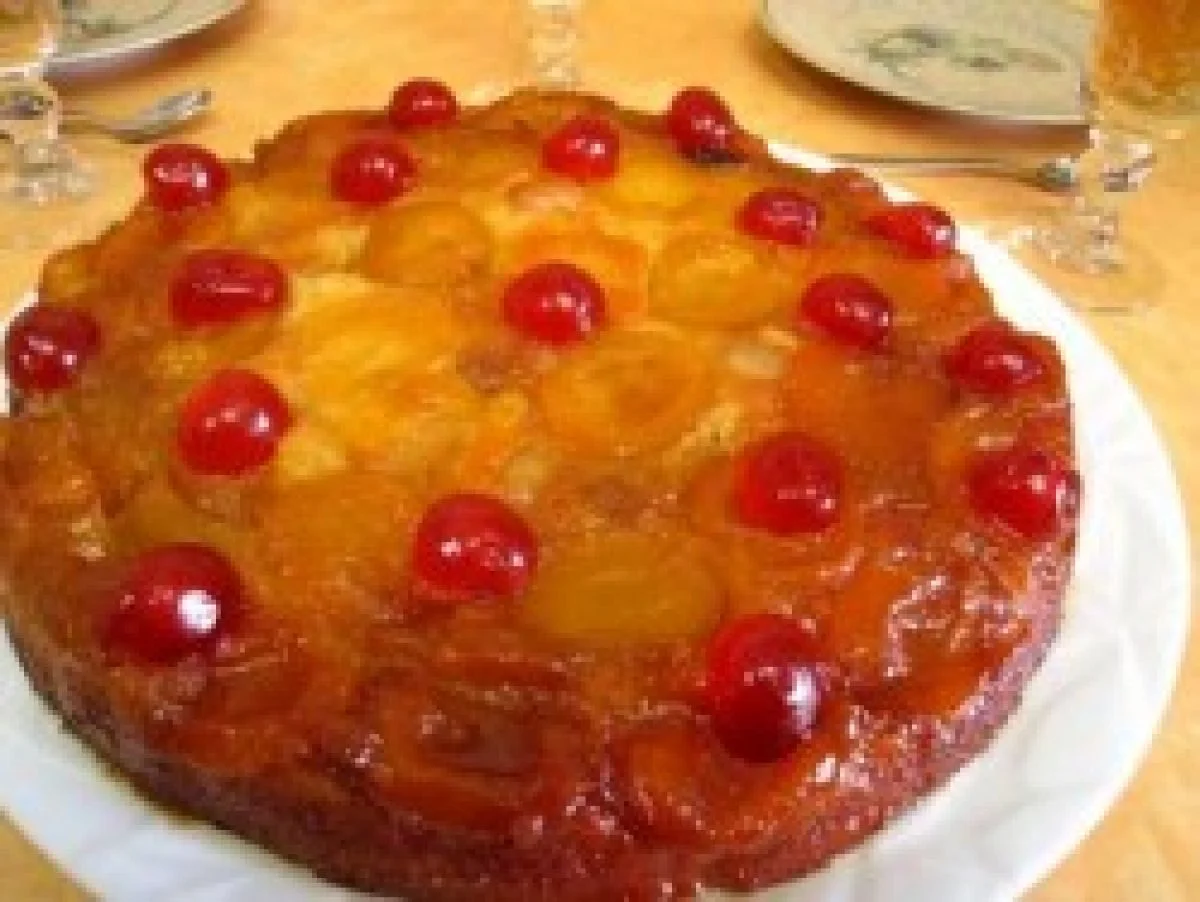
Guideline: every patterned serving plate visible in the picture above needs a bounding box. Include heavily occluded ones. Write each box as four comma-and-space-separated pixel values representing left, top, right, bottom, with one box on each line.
51, 0, 245, 73
760, 0, 1092, 125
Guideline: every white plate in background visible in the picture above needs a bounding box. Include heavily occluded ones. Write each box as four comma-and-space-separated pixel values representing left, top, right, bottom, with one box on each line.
51, 0, 246, 74
761, 0, 1091, 125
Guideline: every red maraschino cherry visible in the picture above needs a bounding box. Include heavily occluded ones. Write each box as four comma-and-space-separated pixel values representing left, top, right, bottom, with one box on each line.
706, 613, 824, 763
103, 543, 243, 664
143, 143, 230, 212
944, 322, 1047, 395
799, 274, 894, 352
169, 249, 289, 328
968, 443, 1080, 540
502, 261, 608, 345
666, 87, 739, 161
542, 115, 621, 182
736, 188, 823, 247
176, 369, 292, 476
411, 493, 538, 605
389, 78, 459, 130
330, 138, 417, 205
865, 202, 957, 259
732, 432, 843, 536
4, 304, 100, 393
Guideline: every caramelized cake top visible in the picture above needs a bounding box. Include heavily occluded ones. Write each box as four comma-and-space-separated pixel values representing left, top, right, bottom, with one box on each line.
1, 82, 1079, 898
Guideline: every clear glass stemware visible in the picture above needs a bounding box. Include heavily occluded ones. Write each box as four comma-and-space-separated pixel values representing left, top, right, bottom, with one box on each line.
524, 0, 583, 89
1022, 0, 1200, 312
0, 0, 91, 206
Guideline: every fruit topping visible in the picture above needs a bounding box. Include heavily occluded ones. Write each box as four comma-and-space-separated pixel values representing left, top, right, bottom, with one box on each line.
944, 322, 1047, 395
4, 304, 100, 393
502, 261, 608, 345
103, 543, 243, 664
799, 273, 894, 351
731, 432, 843, 535
521, 531, 723, 645
706, 613, 823, 763
602, 147, 698, 211
169, 249, 289, 328
388, 78, 459, 130
411, 493, 538, 604
783, 339, 950, 476
865, 202, 957, 259
650, 232, 795, 329
542, 115, 620, 182
360, 200, 494, 287
538, 328, 711, 455
968, 443, 1080, 540
506, 225, 648, 320
666, 87, 738, 161
330, 138, 417, 205
176, 369, 293, 476
736, 188, 823, 247
144, 143, 230, 212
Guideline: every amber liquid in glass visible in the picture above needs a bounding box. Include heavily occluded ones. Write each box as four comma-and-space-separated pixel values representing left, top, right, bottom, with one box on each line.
0, 3, 56, 72
1091, 0, 1200, 133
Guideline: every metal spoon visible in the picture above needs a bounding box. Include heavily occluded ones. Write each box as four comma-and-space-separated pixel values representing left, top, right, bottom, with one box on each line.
0, 88, 211, 143
61, 88, 213, 143
827, 152, 1154, 194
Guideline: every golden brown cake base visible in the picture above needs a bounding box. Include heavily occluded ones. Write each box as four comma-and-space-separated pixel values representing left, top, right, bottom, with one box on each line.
9, 585, 1064, 899
1, 88, 1078, 900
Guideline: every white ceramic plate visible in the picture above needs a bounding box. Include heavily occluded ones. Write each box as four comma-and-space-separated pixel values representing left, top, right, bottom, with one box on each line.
51, 0, 246, 74
0, 147, 1190, 901
760, 0, 1091, 125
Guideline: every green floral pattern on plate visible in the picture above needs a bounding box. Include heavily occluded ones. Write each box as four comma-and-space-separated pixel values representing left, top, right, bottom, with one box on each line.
858, 24, 1065, 80
62, 0, 180, 41
51, 0, 243, 72
761, 0, 1090, 124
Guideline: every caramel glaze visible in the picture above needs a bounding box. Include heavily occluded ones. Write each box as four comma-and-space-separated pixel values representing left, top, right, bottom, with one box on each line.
1, 90, 1077, 900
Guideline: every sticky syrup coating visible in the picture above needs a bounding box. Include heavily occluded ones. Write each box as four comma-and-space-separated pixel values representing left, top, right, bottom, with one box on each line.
1, 89, 1077, 901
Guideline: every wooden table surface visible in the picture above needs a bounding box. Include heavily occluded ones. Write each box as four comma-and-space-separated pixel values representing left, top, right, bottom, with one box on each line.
2, 2, 1196, 899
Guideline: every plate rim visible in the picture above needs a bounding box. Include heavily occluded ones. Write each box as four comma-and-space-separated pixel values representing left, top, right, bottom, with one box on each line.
759, 0, 1089, 126
50, 0, 247, 73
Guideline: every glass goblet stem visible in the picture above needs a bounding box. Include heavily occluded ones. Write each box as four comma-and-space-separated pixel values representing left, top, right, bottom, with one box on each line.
525, 0, 583, 89
1035, 86, 1156, 280
0, 0, 90, 205
1, 73, 69, 201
